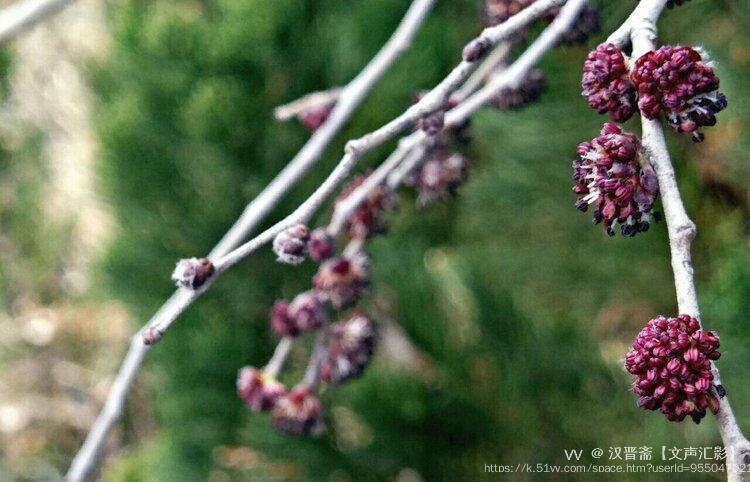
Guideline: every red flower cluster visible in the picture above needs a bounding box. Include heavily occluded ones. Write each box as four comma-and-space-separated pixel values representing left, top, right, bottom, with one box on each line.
273, 223, 310, 265
270, 291, 328, 338
582, 43, 637, 122
625, 315, 722, 423
336, 175, 394, 239
273, 386, 326, 436
236, 366, 287, 412
632, 45, 726, 141
320, 313, 377, 386
410, 151, 470, 208
573, 123, 659, 237
313, 253, 371, 310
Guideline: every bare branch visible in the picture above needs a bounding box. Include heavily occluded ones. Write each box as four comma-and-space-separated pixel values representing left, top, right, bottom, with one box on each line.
0, 0, 76, 43
209, 0, 436, 260
629, 1, 750, 480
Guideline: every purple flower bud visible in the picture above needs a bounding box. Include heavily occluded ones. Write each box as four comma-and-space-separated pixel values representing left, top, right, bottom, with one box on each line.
320, 312, 377, 386
312, 253, 370, 309
273, 223, 310, 265
287, 290, 328, 332
308, 228, 335, 262
272, 385, 325, 436
625, 314, 721, 423
237, 366, 287, 412
172, 257, 215, 289
581, 43, 637, 122
632, 45, 726, 141
336, 175, 394, 239
573, 123, 659, 237
270, 300, 296, 338
410, 150, 470, 208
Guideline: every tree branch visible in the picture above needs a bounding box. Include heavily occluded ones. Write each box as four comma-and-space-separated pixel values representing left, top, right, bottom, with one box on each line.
627, 1, 750, 480
0, 0, 76, 43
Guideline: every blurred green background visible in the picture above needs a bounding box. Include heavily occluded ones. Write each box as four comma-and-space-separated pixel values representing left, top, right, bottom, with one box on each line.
0, 0, 748, 480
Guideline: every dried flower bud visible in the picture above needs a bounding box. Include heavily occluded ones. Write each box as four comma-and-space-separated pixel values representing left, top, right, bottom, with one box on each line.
171, 257, 215, 289
298, 104, 334, 133
272, 385, 325, 436
313, 253, 370, 310
320, 312, 377, 386
463, 37, 492, 62
492, 68, 546, 111
337, 175, 394, 239
410, 150, 470, 208
273, 223, 310, 265
237, 366, 287, 412
625, 315, 721, 423
632, 45, 727, 141
573, 123, 659, 237
582, 43, 637, 122
308, 228, 335, 262
287, 290, 328, 332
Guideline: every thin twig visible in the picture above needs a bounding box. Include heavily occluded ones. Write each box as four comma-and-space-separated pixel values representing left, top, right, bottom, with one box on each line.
0, 0, 76, 42
65, 2, 436, 480
626, 1, 750, 480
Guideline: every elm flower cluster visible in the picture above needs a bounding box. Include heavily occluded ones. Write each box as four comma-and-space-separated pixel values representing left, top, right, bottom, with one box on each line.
270, 290, 328, 338
273, 385, 325, 436
320, 312, 377, 386
236, 366, 287, 412
336, 175, 394, 239
308, 228, 335, 262
632, 45, 727, 142
313, 253, 371, 309
273, 223, 310, 265
582, 43, 637, 122
410, 151, 470, 208
492, 68, 546, 111
171, 257, 214, 289
625, 315, 722, 423
573, 123, 659, 237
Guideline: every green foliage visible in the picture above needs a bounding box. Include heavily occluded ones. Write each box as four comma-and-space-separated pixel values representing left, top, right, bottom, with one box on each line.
93, 0, 750, 480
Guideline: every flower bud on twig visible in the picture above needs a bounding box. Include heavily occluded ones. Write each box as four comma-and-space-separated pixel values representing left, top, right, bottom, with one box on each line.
320, 312, 377, 386
313, 253, 370, 310
272, 385, 325, 436
171, 257, 215, 289
273, 223, 310, 265
237, 366, 288, 412
309, 228, 335, 262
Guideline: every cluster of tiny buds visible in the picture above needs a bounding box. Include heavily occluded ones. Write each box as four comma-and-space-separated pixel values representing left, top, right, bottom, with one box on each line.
573, 123, 659, 237
171, 257, 215, 289
236, 368, 325, 437
582, 43, 727, 142
320, 312, 377, 386
625, 315, 722, 423
409, 150, 470, 208
273, 223, 310, 265
482, 0, 600, 44
632, 45, 726, 142
270, 290, 329, 338
492, 68, 546, 111
336, 175, 395, 239
313, 253, 371, 310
